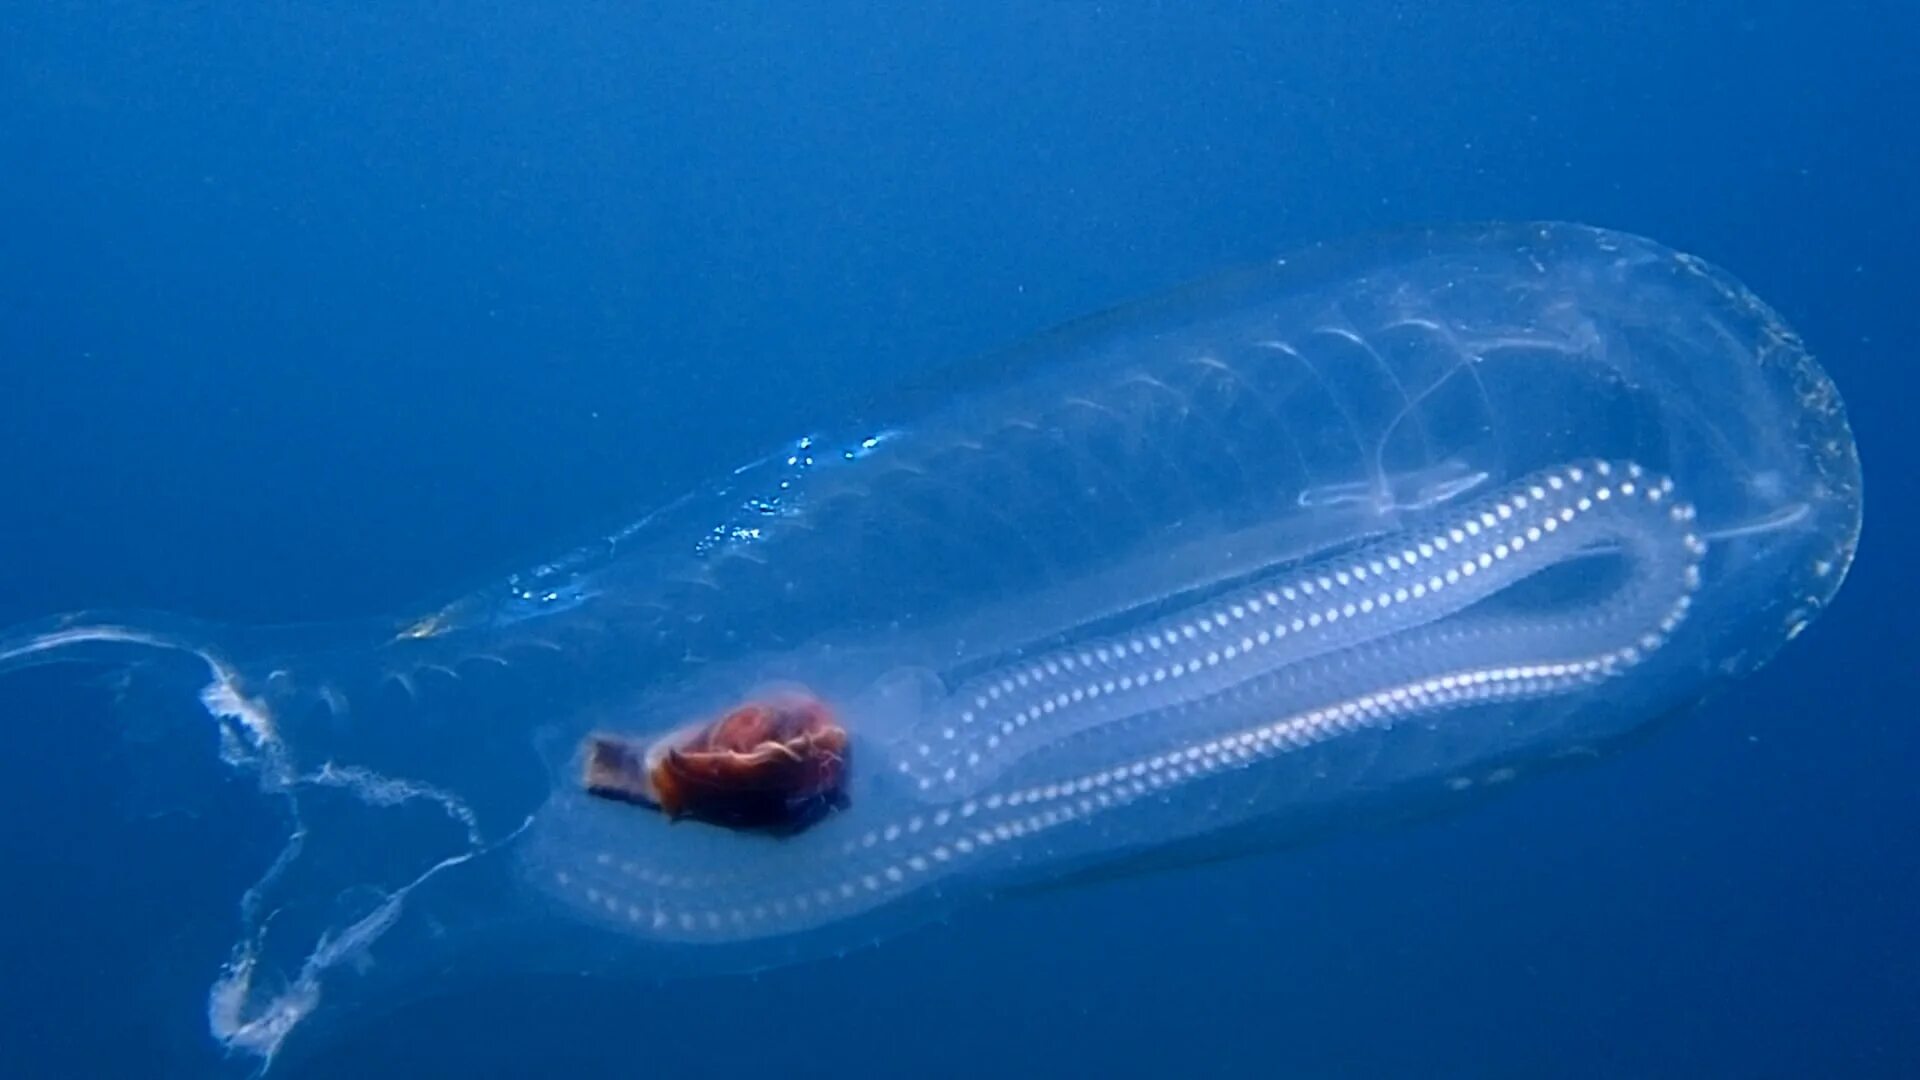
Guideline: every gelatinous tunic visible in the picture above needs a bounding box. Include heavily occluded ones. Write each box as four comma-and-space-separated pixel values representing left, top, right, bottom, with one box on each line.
0, 223, 1862, 1068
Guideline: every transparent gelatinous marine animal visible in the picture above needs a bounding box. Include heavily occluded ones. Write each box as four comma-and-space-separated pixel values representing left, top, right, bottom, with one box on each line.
0, 223, 1862, 1071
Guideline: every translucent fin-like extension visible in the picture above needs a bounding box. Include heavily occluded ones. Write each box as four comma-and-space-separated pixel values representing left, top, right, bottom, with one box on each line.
0, 615, 528, 1073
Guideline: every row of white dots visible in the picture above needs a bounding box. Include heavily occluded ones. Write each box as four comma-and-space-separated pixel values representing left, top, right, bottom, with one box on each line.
579, 461, 1706, 935
910, 461, 1689, 789
592, 602, 1702, 930
583, 649, 1660, 935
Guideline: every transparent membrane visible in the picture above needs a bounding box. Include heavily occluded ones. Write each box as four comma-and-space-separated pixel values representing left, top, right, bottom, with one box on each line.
0, 222, 1862, 1072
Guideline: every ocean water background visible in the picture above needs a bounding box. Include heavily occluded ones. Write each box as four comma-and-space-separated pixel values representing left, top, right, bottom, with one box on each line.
0, 4, 1911, 1077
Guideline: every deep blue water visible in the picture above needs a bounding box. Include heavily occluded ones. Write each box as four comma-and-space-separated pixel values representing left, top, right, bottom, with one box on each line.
1, 4, 1912, 1077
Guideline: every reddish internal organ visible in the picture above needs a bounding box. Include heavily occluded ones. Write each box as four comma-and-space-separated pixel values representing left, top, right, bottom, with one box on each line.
583, 692, 850, 833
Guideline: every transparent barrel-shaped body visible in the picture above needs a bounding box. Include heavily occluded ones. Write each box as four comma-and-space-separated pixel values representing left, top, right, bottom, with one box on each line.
0, 223, 1862, 1068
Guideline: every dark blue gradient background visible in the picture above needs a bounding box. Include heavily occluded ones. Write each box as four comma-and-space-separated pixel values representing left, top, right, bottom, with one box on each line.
2, 5, 1911, 1076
